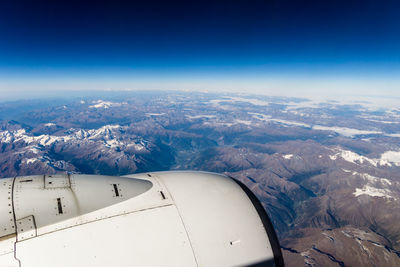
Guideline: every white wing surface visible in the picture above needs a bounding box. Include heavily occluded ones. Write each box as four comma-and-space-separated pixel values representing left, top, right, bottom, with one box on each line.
0, 171, 284, 267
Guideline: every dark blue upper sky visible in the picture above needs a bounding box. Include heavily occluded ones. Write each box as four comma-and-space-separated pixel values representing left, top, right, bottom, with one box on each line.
1, 0, 400, 97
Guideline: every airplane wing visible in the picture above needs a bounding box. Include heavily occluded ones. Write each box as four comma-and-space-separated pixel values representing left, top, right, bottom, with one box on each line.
0, 171, 284, 267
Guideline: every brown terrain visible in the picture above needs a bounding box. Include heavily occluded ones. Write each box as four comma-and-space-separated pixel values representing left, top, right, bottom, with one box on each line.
1, 92, 400, 266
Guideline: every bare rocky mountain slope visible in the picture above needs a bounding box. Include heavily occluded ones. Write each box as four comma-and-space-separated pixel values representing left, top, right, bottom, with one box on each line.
1, 92, 400, 266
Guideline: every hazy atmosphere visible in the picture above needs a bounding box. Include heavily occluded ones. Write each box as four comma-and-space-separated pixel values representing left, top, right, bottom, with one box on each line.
1, 0, 400, 100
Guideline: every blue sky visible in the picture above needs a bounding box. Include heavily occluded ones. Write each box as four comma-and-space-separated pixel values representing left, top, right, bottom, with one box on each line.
0, 0, 399, 100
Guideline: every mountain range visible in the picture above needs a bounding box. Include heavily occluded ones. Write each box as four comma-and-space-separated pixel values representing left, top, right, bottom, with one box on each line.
1, 91, 400, 266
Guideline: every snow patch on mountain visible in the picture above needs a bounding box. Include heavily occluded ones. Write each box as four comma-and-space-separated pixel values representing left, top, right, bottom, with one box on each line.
0, 130, 15, 143
186, 114, 216, 119
269, 119, 310, 128
330, 149, 392, 167
214, 96, 270, 106
104, 139, 123, 148
248, 112, 271, 120
386, 133, 400, 138
28, 146, 41, 154
380, 151, 400, 166
127, 143, 146, 151
146, 113, 166, 116
86, 125, 121, 139
284, 99, 322, 110
345, 170, 392, 185
203, 121, 234, 127
249, 113, 310, 127
343, 167, 398, 199
89, 100, 126, 109
0, 125, 137, 151
25, 158, 39, 164
235, 119, 252, 125
313, 125, 382, 137
210, 96, 270, 107
353, 185, 395, 200
287, 110, 312, 117
38, 135, 69, 146
363, 119, 399, 124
